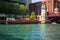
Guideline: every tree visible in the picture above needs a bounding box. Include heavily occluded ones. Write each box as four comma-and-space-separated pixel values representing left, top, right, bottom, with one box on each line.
25, 15, 30, 18
30, 11, 36, 20
0, 2, 16, 14
0, 1, 29, 17
20, 4, 29, 15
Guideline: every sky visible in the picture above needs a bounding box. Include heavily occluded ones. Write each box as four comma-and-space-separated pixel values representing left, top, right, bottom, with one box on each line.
32, 0, 41, 3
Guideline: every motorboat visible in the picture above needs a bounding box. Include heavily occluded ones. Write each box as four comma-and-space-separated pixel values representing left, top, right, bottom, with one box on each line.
52, 22, 57, 24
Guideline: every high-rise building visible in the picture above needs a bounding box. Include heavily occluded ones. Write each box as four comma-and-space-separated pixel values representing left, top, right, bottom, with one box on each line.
29, 2, 41, 15
42, 0, 60, 13
25, 0, 31, 6
42, 0, 54, 13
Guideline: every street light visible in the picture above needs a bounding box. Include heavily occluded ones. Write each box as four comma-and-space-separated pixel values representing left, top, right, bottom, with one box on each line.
54, 0, 59, 14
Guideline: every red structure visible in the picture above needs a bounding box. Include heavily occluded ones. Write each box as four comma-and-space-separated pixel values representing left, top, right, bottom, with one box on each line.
42, 0, 60, 13
41, 0, 60, 22
48, 13, 60, 22
48, 13, 60, 17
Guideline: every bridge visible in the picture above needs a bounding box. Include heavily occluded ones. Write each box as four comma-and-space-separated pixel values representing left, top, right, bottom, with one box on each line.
48, 13, 60, 23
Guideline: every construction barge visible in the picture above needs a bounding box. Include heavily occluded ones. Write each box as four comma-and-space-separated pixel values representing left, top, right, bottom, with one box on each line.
0, 17, 39, 24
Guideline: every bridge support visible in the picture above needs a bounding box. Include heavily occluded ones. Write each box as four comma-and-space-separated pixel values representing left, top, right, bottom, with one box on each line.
40, 3, 47, 24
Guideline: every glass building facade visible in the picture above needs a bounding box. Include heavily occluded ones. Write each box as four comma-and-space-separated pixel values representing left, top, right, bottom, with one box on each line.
29, 2, 41, 15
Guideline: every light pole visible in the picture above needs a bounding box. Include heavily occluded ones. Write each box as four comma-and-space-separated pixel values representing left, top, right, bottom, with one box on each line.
54, 0, 59, 14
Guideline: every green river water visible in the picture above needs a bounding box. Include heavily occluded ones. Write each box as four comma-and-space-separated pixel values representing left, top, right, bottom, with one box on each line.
0, 24, 60, 40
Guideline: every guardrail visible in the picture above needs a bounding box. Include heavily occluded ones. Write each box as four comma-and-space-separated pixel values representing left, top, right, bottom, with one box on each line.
48, 13, 60, 17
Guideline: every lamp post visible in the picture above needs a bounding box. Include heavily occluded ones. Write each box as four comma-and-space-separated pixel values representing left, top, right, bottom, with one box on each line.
54, 0, 59, 14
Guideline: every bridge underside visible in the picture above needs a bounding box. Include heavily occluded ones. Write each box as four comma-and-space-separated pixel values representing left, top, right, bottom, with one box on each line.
48, 16, 60, 23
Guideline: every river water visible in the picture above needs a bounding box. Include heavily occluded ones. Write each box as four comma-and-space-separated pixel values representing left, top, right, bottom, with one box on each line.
0, 24, 60, 40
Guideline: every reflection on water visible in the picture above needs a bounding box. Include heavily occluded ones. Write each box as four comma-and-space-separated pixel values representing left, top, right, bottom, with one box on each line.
40, 24, 60, 40
0, 24, 60, 40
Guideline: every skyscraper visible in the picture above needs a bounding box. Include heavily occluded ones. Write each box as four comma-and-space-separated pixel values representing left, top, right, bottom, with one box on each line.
42, 0, 54, 13
25, 0, 31, 6
42, 0, 60, 13
29, 2, 41, 15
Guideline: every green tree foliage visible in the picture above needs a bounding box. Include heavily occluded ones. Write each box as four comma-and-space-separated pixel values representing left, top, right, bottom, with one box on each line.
20, 4, 29, 15
30, 11, 36, 19
0, 2, 15, 14
25, 15, 30, 18
0, 1, 29, 15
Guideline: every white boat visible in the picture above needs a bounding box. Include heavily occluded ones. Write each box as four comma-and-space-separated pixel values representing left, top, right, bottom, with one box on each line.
52, 22, 57, 24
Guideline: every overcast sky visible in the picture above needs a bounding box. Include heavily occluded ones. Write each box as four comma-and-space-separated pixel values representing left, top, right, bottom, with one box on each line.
32, 0, 41, 3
